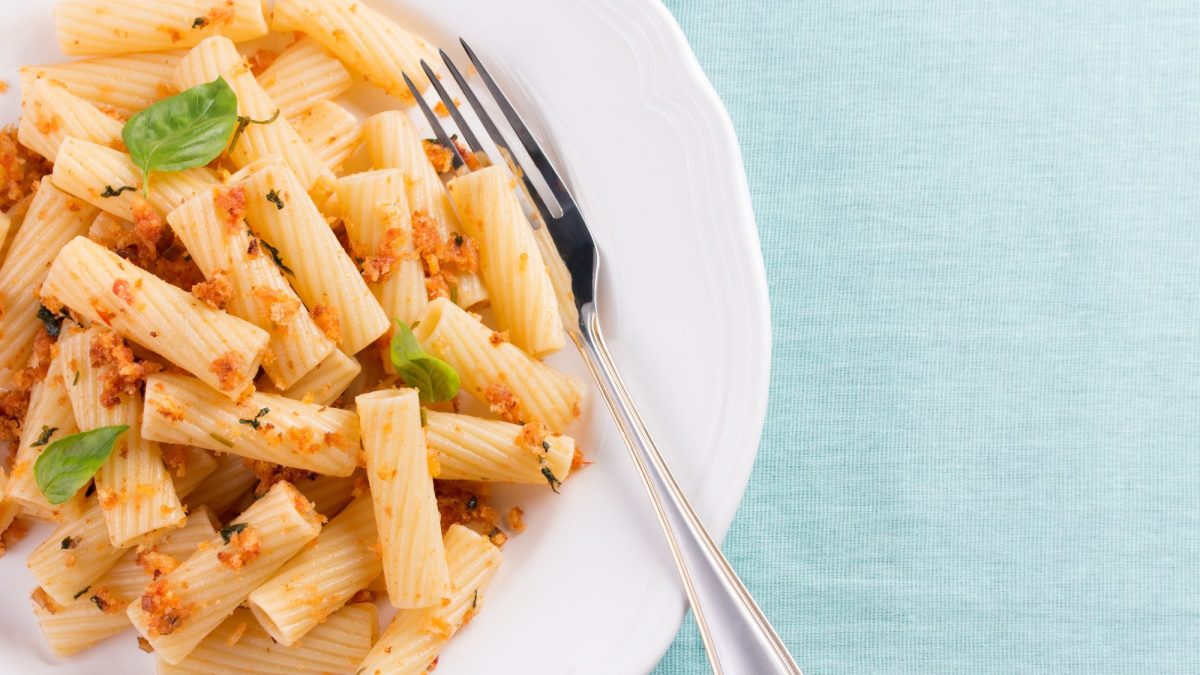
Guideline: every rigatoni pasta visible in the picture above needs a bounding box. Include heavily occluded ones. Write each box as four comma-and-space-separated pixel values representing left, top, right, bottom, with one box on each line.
175, 36, 333, 197
356, 389, 449, 608
42, 237, 269, 397
30, 507, 219, 657
271, 0, 438, 102
159, 604, 376, 674
413, 298, 583, 433
293, 100, 364, 172
238, 160, 390, 355
0, 178, 96, 386
335, 170, 427, 325
248, 495, 381, 645
58, 327, 185, 547
17, 78, 124, 163
258, 37, 352, 120
54, 0, 268, 56
449, 165, 564, 356
127, 481, 323, 664
19, 51, 182, 118
279, 349, 361, 406
166, 188, 335, 389
425, 410, 576, 484
358, 525, 503, 675
7, 352, 85, 521
142, 372, 360, 476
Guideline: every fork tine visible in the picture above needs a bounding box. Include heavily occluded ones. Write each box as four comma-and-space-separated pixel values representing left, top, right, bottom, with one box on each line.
419, 60, 484, 153
459, 38, 578, 213
437, 49, 558, 226
403, 72, 467, 170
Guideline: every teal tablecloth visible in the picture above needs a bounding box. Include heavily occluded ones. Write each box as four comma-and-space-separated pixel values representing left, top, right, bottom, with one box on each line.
655, 1, 1200, 673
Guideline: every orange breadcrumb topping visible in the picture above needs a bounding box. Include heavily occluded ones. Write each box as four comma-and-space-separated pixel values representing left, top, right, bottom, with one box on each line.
251, 286, 301, 326
489, 331, 510, 346
515, 422, 548, 456
434, 481, 502, 535
192, 271, 233, 309
31, 587, 58, 614
136, 545, 180, 580
247, 48, 278, 76
89, 329, 162, 407
214, 187, 247, 231
423, 140, 454, 174
136, 636, 154, 653
310, 303, 342, 344
0, 126, 52, 210
571, 447, 589, 473
0, 517, 30, 557
140, 578, 193, 637
160, 445, 189, 477
484, 383, 523, 423
217, 527, 262, 570
245, 460, 317, 497
208, 351, 244, 391
507, 506, 526, 533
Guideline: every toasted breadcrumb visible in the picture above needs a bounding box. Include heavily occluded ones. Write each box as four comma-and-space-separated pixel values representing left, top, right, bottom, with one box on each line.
435, 481, 502, 535
515, 422, 548, 456
507, 506, 526, 533
571, 447, 589, 473
0, 126, 51, 210
484, 383, 523, 423
140, 578, 193, 637
136, 636, 154, 653
251, 286, 301, 326
217, 527, 261, 570
208, 351, 244, 392
160, 444, 189, 477
247, 48, 278, 75
135, 546, 179, 580
0, 518, 29, 557
90, 329, 162, 407
89, 587, 122, 614
31, 587, 58, 614
214, 187, 247, 231
310, 303, 342, 344
489, 331, 510, 346
192, 270, 233, 309
423, 140, 455, 174
245, 460, 317, 496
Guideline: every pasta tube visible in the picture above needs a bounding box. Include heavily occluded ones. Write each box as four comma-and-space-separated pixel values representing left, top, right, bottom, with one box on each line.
335, 170, 427, 325
17, 79, 123, 163
271, 0, 438, 102
293, 100, 363, 172
449, 166, 564, 356
167, 188, 335, 389
356, 389, 449, 608
19, 51, 183, 118
127, 480, 323, 664
279, 349, 361, 407
425, 410, 575, 484
7, 353, 85, 521
358, 525, 502, 675
54, 0, 268, 56
259, 37, 352, 120
248, 495, 381, 645
59, 327, 186, 547
142, 372, 359, 476
159, 604, 376, 674
412, 298, 583, 433
0, 178, 96, 386
30, 507, 219, 657
238, 160, 389, 355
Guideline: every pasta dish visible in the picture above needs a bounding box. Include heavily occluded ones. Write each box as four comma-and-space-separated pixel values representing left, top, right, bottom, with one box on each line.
0, 0, 587, 672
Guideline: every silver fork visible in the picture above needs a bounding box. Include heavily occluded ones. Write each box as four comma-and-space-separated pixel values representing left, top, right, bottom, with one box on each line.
407, 41, 802, 675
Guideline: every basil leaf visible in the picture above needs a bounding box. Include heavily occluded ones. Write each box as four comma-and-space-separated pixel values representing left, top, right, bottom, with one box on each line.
122, 77, 238, 191
35, 426, 129, 505
389, 320, 460, 404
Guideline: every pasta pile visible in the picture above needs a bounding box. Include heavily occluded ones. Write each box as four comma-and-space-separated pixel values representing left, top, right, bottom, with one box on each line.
0, 0, 587, 672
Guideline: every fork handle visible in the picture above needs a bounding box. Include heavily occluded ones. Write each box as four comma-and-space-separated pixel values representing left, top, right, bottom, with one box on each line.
574, 304, 802, 675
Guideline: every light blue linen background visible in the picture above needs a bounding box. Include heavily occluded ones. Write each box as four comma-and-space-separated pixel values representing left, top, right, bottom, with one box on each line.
654, 1, 1200, 673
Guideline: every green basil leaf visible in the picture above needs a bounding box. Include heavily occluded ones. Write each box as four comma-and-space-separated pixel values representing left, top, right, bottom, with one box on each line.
35, 426, 129, 505
122, 77, 238, 190
389, 320, 460, 403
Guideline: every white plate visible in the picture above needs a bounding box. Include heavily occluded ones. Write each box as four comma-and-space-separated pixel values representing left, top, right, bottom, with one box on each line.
0, 1, 769, 673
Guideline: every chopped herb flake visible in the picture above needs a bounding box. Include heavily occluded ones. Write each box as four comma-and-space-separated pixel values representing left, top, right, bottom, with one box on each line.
466, 494, 477, 510
219, 522, 247, 544
37, 304, 69, 338
472, 590, 478, 608
541, 465, 562, 493
259, 237, 293, 275
32, 425, 58, 447
265, 189, 285, 210
61, 536, 78, 550
89, 595, 106, 610
192, 16, 207, 28
99, 185, 136, 198
73, 586, 90, 600
238, 407, 270, 430
73, 370, 80, 385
